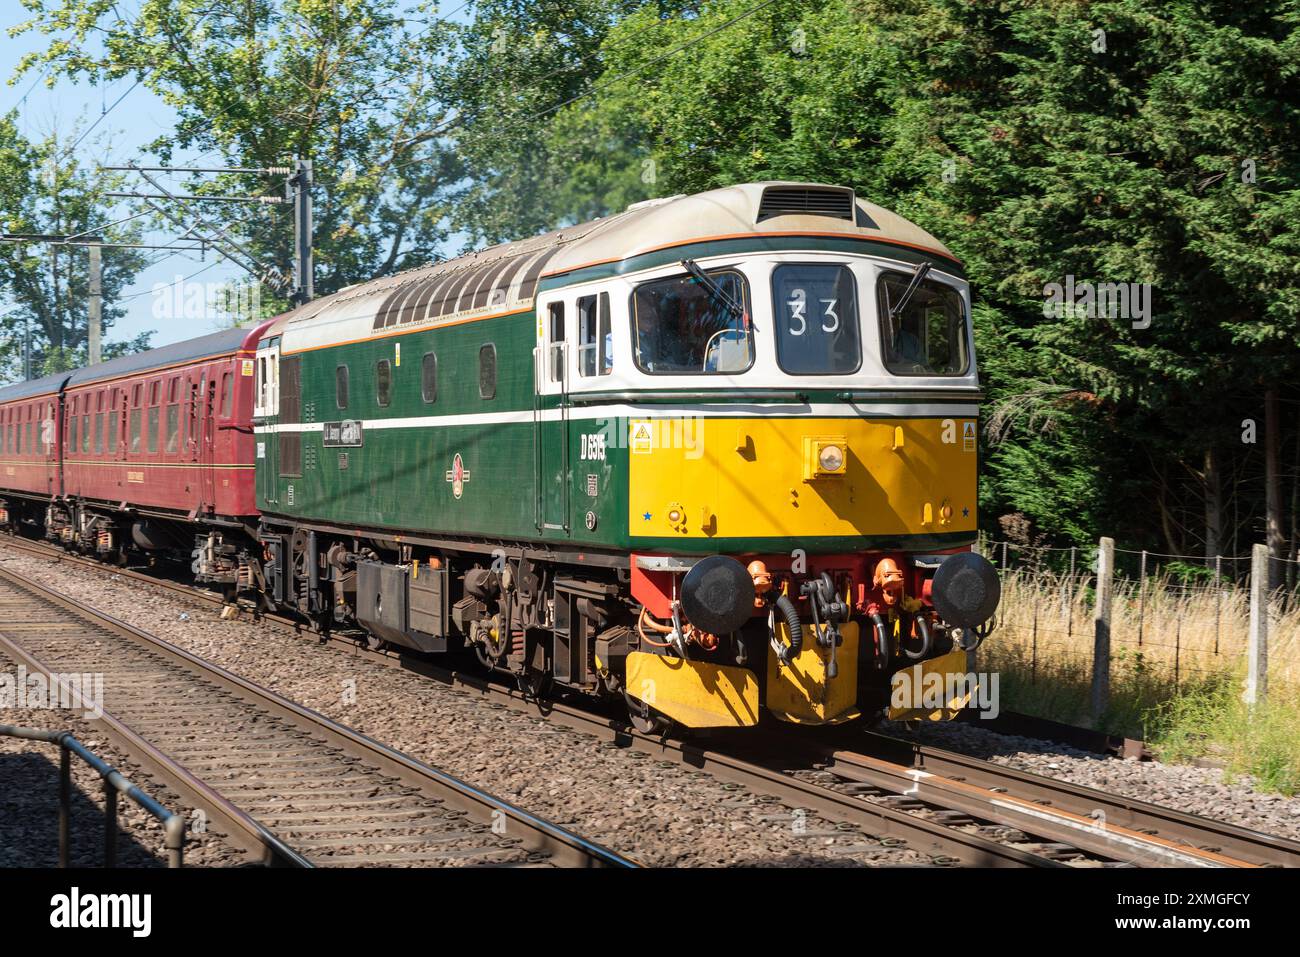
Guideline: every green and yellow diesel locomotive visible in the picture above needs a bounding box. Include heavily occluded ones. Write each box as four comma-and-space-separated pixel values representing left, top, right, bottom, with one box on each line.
239, 182, 1000, 730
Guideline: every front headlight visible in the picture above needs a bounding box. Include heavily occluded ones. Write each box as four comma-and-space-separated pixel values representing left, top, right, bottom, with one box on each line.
818, 444, 844, 472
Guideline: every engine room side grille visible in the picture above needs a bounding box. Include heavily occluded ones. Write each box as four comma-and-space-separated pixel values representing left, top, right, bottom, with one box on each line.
757, 185, 856, 222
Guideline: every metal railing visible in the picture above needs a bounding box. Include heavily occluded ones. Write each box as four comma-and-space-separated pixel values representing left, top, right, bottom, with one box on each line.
1, 724, 184, 867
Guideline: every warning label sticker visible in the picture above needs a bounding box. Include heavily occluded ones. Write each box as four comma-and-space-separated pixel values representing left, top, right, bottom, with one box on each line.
630, 420, 653, 454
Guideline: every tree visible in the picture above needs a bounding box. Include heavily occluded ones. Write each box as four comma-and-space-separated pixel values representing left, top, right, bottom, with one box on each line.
10, 0, 468, 304
0, 116, 151, 381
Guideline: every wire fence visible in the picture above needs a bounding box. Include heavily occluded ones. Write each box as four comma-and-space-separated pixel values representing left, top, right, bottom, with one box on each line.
974, 535, 1300, 696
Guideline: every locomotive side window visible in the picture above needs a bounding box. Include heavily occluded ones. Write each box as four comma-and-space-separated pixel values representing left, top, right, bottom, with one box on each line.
877, 271, 969, 376
631, 268, 752, 375
478, 344, 496, 399
335, 365, 349, 409
375, 359, 392, 408
421, 352, 437, 403
772, 264, 861, 374
547, 302, 565, 383
577, 293, 612, 378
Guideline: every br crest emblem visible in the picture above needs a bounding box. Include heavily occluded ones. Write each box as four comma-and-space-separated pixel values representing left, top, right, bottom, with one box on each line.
445, 452, 471, 499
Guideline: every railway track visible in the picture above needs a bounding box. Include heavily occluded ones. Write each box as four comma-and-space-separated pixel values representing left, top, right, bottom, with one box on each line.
7, 533, 1300, 869
0, 555, 634, 868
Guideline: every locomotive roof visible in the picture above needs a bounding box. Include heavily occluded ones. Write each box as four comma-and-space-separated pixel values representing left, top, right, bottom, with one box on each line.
0, 371, 73, 404
276, 181, 961, 352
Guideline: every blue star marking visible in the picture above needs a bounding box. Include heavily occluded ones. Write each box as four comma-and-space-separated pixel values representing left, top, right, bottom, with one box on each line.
962, 507, 970, 517
642, 511, 652, 521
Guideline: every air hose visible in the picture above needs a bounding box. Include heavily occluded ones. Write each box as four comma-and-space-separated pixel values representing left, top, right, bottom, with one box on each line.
771, 594, 803, 664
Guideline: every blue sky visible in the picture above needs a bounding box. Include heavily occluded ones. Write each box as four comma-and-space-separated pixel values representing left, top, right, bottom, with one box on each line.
1, 3, 471, 352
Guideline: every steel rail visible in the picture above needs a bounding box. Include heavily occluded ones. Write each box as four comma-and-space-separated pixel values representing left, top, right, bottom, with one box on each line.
0, 556, 634, 868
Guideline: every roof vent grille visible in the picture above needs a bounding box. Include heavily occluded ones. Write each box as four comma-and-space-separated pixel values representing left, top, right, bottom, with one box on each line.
757, 185, 855, 222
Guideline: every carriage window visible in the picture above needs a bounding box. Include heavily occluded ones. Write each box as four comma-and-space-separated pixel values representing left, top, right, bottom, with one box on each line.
68, 415, 78, 452
421, 352, 437, 403
877, 271, 969, 376
631, 268, 752, 375
95, 413, 104, 454
547, 302, 565, 383
375, 359, 391, 408
335, 365, 349, 409
147, 407, 159, 453
478, 344, 496, 399
81, 413, 90, 452
150, 381, 159, 405
577, 293, 612, 377
220, 373, 233, 418
258, 357, 267, 407
772, 264, 861, 374
165, 404, 180, 453
129, 410, 142, 453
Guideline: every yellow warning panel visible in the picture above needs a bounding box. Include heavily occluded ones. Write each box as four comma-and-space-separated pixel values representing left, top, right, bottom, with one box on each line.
766, 621, 860, 725
625, 652, 760, 728
887, 648, 973, 721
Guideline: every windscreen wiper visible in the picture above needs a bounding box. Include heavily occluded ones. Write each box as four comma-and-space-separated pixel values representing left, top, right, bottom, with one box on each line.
681, 259, 746, 322
888, 261, 932, 320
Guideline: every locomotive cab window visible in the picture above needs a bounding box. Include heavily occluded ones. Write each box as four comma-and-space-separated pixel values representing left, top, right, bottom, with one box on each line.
877, 270, 969, 376
375, 359, 391, 408
547, 302, 565, 383
772, 264, 861, 374
479, 344, 496, 399
578, 293, 612, 377
631, 268, 752, 375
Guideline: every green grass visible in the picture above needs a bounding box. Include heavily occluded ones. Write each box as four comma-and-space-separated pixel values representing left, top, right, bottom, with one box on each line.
985, 644, 1300, 796
1145, 680, 1300, 796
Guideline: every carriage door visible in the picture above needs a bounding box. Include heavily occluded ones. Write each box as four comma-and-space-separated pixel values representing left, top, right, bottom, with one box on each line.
199, 371, 218, 512
534, 294, 569, 534
255, 338, 281, 507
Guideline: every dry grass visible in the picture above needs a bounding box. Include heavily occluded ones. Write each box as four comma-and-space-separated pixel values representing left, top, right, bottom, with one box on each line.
976, 571, 1300, 792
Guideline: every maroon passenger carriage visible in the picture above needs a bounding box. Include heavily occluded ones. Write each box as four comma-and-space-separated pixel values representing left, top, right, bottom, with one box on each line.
0, 372, 70, 529
0, 318, 279, 584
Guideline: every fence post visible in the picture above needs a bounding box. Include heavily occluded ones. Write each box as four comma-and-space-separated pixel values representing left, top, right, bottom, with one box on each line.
1214, 554, 1222, 655
1091, 537, 1114, 726
1244, 542, 1269, 708
1137, 550, 1147, 646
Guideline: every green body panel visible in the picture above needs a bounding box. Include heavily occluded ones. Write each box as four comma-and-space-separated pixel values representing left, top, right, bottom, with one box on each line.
255, 237, 977, 555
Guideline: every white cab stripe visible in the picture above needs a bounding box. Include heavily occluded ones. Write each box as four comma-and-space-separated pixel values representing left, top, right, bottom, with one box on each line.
254, 402, 979, 433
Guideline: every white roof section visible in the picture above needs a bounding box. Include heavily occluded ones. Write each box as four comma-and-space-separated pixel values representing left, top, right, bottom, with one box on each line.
278, 182, 959, 355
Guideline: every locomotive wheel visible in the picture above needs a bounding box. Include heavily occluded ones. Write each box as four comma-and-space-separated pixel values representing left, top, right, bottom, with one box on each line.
623, 691, 671, 736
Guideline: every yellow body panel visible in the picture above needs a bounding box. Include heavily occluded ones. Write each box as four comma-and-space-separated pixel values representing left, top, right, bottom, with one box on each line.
627, 417, 977, 540
887, 648, 974, 721
766, 621, 860, 725
625, 651, 760, 728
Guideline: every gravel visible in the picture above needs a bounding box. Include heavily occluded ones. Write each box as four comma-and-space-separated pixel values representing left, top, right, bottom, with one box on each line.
882, 718, 1300, 843
0, 647, 247, 867
0, 544, 929, 867
8, 541, 1295, 865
